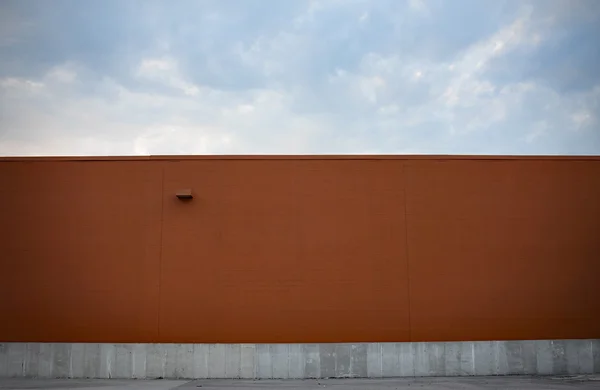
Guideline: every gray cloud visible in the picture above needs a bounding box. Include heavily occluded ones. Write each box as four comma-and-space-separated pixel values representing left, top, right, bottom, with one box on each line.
0, 0, 599, 156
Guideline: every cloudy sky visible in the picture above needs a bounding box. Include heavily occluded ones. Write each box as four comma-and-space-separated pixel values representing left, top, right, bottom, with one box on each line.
0, 0, 599, 156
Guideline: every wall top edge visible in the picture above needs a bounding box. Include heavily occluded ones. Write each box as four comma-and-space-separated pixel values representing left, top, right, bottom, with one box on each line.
1, 154, 600, 163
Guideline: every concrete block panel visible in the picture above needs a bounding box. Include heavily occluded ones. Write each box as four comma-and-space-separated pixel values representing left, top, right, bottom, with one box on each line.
535, 340, 575, 376
550, 340, 568, 375
381, 343, 398, 377
412, 343, 428, 377
239, 344, 255, 379
288, 344, 304, 379
593, 340, 600, 374
496, 342, 509, 375
98, 343, 115, 379
81, 343, 100, 379
272, 344, 289, 379
0, 344, 6, 377
225, 344, 241, 379
6, 343, 25, 377
207, 344, 226, 379
335, 344, 352, 378
319, 344, 335, 379
592, 340, 600, 374
24, 343, 41, 378
113, 344, 133, 379
145, 344, 165, 379
303, 344, 320, 379
192, 344, 208, 379
179, 344, 195, 379
473, 341, 497, 376
164, 343, 194, 379
413, 342, 445, 377
398, 342, 414, 377
430, 343, 447, 376
69, 344, 85, 378
350, 344, 368, 378
565, 339, 593, 375
366, 343, 382, 378
445, 342, 473, 376
535, 340, 553, 375
505, 340, 537, 375
255, 344, 272, 379
163, 344, 178, 379
132, 344, 147, 379
50, 343, 70, 379
37, 343, 53, 378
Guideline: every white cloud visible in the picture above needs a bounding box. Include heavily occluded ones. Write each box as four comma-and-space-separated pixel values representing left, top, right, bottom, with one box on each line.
0, 61, 333, 156
0, 77, 44, 92
408, 0, 429, 15
46, 64, 78, 84
132, 124, 233, 155
0, 0, 599, 156
136, 57, 200, 96
571, 110, 594, 130
359, 12, 369, 25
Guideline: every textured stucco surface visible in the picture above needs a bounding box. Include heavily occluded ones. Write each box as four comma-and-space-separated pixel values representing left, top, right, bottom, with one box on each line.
1, 156, 599, 344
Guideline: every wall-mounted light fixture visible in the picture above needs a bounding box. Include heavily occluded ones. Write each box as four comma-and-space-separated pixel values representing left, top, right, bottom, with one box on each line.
176, 189, 193, 200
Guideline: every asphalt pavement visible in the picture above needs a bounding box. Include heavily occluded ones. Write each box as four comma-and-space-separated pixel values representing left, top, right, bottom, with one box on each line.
0, 376, 599, 390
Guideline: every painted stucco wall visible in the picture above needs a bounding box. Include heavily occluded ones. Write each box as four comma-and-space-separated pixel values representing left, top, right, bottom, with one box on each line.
1, 156, 599, 343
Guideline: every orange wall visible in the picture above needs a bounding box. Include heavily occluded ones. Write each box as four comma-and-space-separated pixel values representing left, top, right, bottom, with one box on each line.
1, 156, 599, 343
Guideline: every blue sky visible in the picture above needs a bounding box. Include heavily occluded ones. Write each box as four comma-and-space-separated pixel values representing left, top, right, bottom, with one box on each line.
0, 0, 599, 155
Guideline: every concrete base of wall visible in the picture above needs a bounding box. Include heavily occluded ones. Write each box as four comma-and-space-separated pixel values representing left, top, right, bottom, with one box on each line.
1, 340, 599, 379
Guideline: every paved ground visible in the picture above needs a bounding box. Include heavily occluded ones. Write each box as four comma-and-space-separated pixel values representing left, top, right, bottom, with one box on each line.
0, 376, 600, 390
0, 376, 599, 390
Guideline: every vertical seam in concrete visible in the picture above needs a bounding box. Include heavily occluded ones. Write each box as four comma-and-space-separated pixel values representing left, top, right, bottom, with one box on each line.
401, 162, 413, 341
68, 345, 73, 378
349, 345, 353, 377
144, 346, 148, 378
240, 344, 244, 379
287, 345, 291, 379
131, 349, 135, 379
205, 345, 209, 379
576, 341, 581, 372
162, 345, 167, 378
496, 342, 502, 375
471, 343, 475, 375
157, 165, 166, 341
252, 345, 257, 379
380, 344, 383, 377
21, 344, 25, 377
591, 340, 594, 374
50, 345, 55, 379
